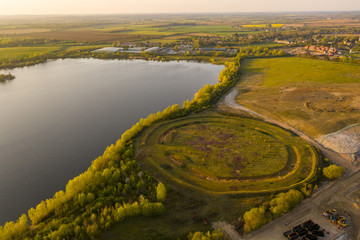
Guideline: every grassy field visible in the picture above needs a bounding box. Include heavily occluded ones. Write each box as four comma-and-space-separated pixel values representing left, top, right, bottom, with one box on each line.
104, 185, 266, 240
235, 57, 360, 136
0, 46, 62, 61
161, 120, 288, 178
251, 57, 360, 87
0, 28, 51, 35
62, 44, 110, 52
168, 25, 242, 35
19, 23, 263, 43
23, 30, 142, 42
138, 112, 318, 194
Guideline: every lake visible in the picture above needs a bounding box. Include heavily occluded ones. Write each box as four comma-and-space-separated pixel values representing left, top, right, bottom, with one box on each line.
0, 58, 223, 224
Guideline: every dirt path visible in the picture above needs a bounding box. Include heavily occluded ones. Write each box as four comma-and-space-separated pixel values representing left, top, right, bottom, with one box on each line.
213, 221, 243, 240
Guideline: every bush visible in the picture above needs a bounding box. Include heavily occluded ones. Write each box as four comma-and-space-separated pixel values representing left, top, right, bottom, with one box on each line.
323, 164, 344, 180
269, 189, 303, 217
156, 182, 166, 202
242, 189, 305, 233
243, 206, 270, 232
188, 230, 224, 240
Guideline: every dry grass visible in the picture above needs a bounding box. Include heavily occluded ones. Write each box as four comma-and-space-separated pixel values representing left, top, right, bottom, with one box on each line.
235, 58, 360, 137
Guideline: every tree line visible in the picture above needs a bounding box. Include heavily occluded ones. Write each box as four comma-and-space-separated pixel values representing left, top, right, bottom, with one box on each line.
188, 230, 224, 240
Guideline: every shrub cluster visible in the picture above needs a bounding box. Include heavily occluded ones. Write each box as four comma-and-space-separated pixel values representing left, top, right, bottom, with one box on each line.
188, 230, 224, 240
323, 164, 344, 180
242, 189, 304, 233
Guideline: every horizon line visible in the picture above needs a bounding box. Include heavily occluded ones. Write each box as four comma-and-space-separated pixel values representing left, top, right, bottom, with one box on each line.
1, 10, 360, 16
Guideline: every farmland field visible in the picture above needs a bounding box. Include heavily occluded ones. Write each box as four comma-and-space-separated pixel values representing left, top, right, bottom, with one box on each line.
0, 28, 51, 35
0, 46, 62, 61
235, 57, 360, 137
137, 112, 319, 194
23, 30, 142, 42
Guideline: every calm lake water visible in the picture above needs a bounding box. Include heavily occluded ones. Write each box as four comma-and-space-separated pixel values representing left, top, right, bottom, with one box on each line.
0, 58, 222, 224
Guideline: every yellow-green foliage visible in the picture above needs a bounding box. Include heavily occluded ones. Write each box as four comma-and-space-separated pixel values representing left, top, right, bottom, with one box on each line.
323, 164, 344, 180
243, 206, 269, 232
0, 46, 61, 61
300, 183, 314, 197
242, 24, 267, 28
218, 61, 238, 82
42, 200, 165, 239
271, 24, 284, 28
188, 230, 224, 240
269, 189, 303, 217
156, 182, 167, 202
0, 214, 28, 240
242, 189, 304, 233
236, 47, 287, 58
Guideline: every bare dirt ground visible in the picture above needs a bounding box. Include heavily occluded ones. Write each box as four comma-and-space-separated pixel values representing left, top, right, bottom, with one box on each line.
214, 88, 360, 240
213, 222, 242, 240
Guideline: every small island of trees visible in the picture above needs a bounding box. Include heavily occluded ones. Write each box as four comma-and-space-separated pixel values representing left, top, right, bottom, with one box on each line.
0, 73, 15, 82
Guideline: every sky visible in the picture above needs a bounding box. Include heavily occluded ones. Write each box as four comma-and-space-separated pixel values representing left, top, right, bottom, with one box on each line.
1, 0, 360, 15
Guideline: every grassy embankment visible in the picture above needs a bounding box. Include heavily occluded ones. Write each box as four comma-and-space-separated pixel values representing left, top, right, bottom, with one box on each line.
235, 57, 360, 137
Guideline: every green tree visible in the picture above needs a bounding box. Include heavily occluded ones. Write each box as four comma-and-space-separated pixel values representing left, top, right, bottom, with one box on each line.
269, 189, 303, 217
323, 164, 344, 180
156, 182, 166, 202
243, 206, 269, 232
188, 230, 224, 240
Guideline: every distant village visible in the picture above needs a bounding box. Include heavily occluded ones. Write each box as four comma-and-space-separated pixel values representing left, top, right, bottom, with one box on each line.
92, 45, 238, 56
92, 34, 360, 59
287, 45, 343, 57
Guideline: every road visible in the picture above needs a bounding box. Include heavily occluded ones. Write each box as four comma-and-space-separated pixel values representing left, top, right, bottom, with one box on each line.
214, 88, 360, 240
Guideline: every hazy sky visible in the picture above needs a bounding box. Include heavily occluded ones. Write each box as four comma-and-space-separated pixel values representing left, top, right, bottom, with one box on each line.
1, 0, 360, 15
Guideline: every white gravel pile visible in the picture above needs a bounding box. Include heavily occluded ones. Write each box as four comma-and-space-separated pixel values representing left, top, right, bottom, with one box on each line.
320, 126, 360, 162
